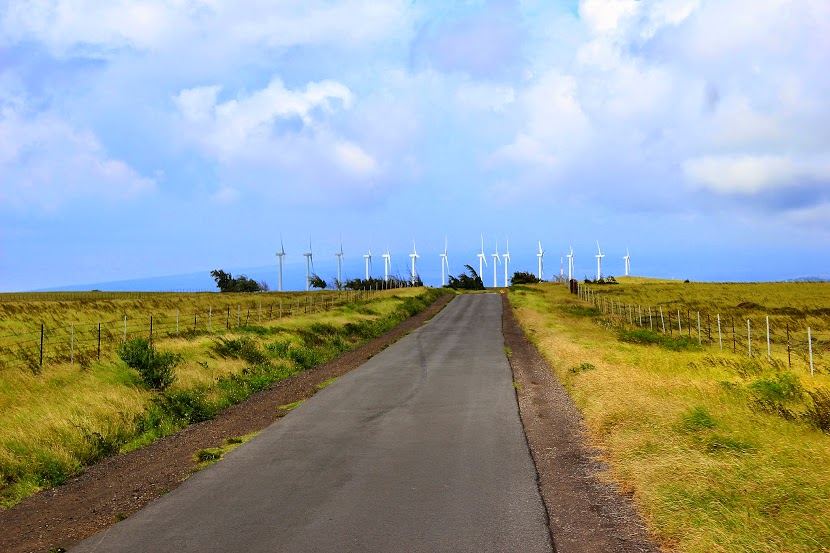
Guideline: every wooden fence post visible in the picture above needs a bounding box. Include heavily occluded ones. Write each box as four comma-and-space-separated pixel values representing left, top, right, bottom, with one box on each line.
40, 323, 44, 368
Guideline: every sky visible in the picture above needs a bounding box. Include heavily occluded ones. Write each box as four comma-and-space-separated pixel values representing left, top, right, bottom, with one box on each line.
1, 0, 829, 292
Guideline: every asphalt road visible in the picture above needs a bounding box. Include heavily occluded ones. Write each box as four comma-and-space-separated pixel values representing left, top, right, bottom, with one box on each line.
72, 293, 552, 553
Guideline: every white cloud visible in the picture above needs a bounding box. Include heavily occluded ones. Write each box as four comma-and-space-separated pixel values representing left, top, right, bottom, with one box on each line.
174, 78, 353, 163
333, 142, 378, 178
0, 0, 413, 56
0, 104, 154, 212
683, 154, 830, 195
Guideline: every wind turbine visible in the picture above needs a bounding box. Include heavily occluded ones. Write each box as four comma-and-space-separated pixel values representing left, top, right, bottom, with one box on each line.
623, 247, 631, 277
566, 246, 574, 282
491, 240, 501, 287
275, 237, 286, 292
537, 241, 545, 281
363, 246, 372, 281
335, 237, 344, 287
439, 237, 449, 287
382, 244, 392, 282
502, 238, 511, 287
409, 239, 420, 285
477, 235, 488, 283
595, 240, 605, 280
304, 238, 314, 291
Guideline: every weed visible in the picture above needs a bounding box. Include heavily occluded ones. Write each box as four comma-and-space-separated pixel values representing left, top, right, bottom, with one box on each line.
316, 377, 338, 390
213, 337, 268, 365
749, 372, 803, 402
194, 448, 221, 463
118, 337, 179, 391
617, 329, 702, 351
569, 362, 595, 373
512, 381, 522, 390
115, 513, 128, 522
504, 346, 512, 358
681, 405, 717, 431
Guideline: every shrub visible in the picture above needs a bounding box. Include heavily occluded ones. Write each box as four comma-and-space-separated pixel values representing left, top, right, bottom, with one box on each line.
213, 337, 268, 365
804, 388, 830, 433
511, 271, 540, 285
117, 338, 179, 391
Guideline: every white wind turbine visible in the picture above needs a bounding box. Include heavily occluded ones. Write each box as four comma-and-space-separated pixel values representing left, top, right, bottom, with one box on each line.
439, 237, 449, 287
382, 244, 392, 282
491, 240, 501, 287
304, 238, 314, 292
502, 238, 511, 287
566, 246, 574, 282
275, 237, 286, 292
537, 241, 545, 281
623, 247, 631, 277
409, 239, 420, 285
477, 235, 488, 283
363, 246, 372, 281
335, 238, 344, 288
595, 240, 605, 280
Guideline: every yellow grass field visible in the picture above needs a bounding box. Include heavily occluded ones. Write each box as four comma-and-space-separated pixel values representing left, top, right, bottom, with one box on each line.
510, 279, 830, 553
0, 287, 443, 508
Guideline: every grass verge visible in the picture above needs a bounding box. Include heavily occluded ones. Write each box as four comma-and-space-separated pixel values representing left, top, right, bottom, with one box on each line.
510, 281, 830, 553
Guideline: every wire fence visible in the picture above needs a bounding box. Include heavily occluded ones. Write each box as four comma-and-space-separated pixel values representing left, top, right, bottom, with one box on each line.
0, 289, 381, 373
575, 283, 828, 376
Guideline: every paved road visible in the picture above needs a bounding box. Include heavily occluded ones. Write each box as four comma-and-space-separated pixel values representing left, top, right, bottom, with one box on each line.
73, 294, 552, 553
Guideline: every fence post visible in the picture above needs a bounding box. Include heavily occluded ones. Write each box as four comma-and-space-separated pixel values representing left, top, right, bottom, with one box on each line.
227, 306, 230, 329
649, 307, 653, 330
717, 314, 722, 350
40, 323, 44, 368
280, 299, 283, 318
245, 308, 250, 326
150, 316, 154, 340
747, 319, 751, 357
732, 317, 736, 353
269, 304, 273, 321
707, 314, 711, 343
787, 323, 791, 367
660, 307, 666, 334
258, 302, 261, 323
194, 313, 197, 332
766, 316, 771, 362
237, 305, 240, 327
678, 310, 682, 334
638, 305, 642, 327
629, 305, 633, 325
70, 323, 74, 364
209, 306, 212, 332
697, 312, 701, 345
808, 327, 814, 376
97, 323, 101, 360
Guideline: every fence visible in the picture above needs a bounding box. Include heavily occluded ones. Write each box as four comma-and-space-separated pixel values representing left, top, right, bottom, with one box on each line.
575, 283, 828, 376
0, 288, 383, 373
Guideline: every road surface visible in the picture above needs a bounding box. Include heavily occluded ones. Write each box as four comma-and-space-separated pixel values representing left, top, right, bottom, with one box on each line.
72, 293, 552, 552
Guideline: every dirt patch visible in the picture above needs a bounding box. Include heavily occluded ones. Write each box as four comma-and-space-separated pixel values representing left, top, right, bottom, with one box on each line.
503, 293, 662, 553
0, 294, 453, 553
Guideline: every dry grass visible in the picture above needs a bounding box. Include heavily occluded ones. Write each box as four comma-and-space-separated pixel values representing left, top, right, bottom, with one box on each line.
0, 287, 438, 508
511, 281, 830, 553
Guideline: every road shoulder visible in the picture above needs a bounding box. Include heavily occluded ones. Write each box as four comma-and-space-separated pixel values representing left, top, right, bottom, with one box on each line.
502, 293, 662, 553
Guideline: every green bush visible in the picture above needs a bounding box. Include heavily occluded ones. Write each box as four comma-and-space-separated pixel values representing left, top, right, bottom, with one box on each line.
117, 337, 179, 391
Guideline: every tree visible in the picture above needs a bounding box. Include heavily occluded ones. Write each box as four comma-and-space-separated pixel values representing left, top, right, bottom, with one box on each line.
309, 274, 327, 289
210, 269, 267, 292
446, 265, 484, 290
511, 271, 540, 285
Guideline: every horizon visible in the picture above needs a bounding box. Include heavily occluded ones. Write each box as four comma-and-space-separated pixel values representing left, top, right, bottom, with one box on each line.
2, 1, 829, 293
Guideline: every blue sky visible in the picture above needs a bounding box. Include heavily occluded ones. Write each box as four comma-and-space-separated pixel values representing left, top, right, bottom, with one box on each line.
1, 0, 829, 292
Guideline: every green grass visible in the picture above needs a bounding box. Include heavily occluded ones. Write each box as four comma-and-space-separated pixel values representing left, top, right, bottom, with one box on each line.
511, 281, 830, 553
193, 432, 258, 471
0, 287, 446, 508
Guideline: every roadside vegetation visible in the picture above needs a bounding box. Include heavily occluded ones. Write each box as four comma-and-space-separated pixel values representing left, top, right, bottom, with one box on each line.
509, 279, 830, 553
0, 287, 446, 509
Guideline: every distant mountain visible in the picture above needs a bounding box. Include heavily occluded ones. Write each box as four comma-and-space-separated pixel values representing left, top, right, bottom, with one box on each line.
786, 277, 830, 283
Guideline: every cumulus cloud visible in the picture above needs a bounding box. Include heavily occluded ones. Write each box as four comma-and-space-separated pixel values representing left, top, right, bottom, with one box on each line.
0, 102, 154, 212
684, 155, 830, 195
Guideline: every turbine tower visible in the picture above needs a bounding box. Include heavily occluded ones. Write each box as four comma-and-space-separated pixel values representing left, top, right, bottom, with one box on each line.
491, 240, 501, 288
335, 238, 344, 287
502, 238, 511, 287
595, 240, 605, 280
275, 237, 286, 292
623, 247, 631, 277
566, 246, 574, 282
363, 247, 372, 281
537, 241, 545, 281
477, 235, 488, 283
382, 244, 392, 282
409, 239, 420, 285
560, 251, 564, 281
439, 237, 449, 287
304, 238, 314, 292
